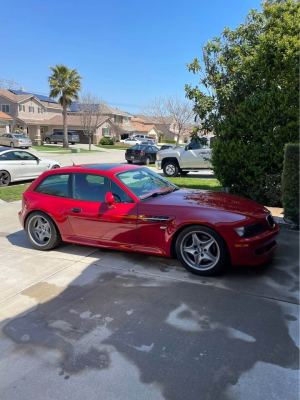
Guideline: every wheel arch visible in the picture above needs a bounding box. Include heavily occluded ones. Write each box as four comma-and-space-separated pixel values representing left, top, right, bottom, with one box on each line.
170, 222, 231, 261
24, 209, 61, 235
161, 157, 179, 169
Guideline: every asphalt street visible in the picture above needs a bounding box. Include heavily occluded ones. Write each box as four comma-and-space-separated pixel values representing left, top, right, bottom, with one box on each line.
0, 201, 298, 400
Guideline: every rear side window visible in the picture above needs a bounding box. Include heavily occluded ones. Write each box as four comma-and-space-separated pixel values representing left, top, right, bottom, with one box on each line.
35, 174, 70, 198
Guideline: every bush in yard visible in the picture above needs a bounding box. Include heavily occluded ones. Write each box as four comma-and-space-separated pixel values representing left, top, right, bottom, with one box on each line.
282, 143, 299, 226
186, 0, 299, 205
184, 137, 188, 143
99, 137, 114, 145
164, 139, 176, 144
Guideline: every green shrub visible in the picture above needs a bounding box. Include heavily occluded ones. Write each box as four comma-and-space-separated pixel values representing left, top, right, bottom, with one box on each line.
282, 143, 299, 226
115, 138, 120, 142
99, 137, 114, 145
184, 137, 188, 144
164, 139, 176, 144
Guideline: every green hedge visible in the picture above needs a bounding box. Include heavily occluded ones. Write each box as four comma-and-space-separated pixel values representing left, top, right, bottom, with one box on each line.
282, 143, 299, 226
99, 137, 114, 145
164, 139, 176, 144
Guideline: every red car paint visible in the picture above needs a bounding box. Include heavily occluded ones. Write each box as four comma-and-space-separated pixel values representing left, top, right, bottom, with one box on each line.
18, 164, 279, 265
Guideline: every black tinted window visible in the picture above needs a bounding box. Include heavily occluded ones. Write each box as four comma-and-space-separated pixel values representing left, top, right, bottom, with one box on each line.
0, 152, 16, 160
188, 141, 202, 150
73, 173, 110, 202
110, 181, 133, 203
35, 174, 70, 198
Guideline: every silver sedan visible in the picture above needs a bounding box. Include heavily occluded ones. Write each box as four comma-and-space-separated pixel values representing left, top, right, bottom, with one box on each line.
0, 147, 60, 187
0, 133, 32, 148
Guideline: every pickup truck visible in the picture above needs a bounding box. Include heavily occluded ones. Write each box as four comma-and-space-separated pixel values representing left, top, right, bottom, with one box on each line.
155, 137, 213, 177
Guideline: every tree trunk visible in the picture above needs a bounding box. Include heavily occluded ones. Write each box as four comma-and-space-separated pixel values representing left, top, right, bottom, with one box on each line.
62, 93, 69, 149
89, 135, 91, 151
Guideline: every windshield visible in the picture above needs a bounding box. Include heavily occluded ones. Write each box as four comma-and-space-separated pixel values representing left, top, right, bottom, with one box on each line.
117, 168, 177, 200
13, 134, 28, 139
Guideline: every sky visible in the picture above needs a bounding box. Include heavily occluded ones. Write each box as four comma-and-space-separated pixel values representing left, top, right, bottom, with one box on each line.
1, 0, 262, 114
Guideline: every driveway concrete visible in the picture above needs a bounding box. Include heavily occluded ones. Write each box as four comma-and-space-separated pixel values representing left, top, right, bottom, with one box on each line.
0, 202, 298, 400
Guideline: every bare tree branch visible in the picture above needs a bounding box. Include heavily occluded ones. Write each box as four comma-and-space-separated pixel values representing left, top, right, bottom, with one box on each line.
77, 92, 106, 150
141, 94, 194, 144
0, 78, 20, 90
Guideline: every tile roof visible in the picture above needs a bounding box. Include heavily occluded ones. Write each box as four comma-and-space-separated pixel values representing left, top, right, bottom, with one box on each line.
46, 114, 110, 126
130, 122, 158, 133
40, 101, 62, 109
0, 89, 31, 102
0, 110, 13, 120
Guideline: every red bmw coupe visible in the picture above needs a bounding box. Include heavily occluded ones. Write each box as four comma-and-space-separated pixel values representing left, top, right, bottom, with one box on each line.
18, 164, 279, 276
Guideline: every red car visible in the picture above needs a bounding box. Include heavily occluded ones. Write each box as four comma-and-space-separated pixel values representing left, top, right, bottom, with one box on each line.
18, 164, 279, 276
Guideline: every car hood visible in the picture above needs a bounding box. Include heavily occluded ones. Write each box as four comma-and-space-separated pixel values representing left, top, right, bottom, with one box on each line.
144, 189, 268, 218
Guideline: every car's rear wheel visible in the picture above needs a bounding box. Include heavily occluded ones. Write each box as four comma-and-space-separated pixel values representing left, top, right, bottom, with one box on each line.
10, 142, 14, 148
45, 138, 51, 144
26, 212, 62, 251
0, 170, 11, 187
71, 142, 75, 145
127, 160, 133, 164
144, 156, 150, 165
175, 225, 228, 276
163, 161, 179, 177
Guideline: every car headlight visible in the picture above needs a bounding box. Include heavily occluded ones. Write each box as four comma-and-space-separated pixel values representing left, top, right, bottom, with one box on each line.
234, 223, 266, 238
156, 153, 162, 160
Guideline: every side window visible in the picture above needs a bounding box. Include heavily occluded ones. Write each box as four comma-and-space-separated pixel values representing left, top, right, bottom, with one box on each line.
13, 151, 37, 161
73, 173, 110, 202
188, 142, 202, 150
110, 181, 133, 203
35, 174, 70, 198
0, 152, 16, 161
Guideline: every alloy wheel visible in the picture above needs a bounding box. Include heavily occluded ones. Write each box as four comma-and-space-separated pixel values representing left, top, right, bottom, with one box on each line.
0, 171, 10, 187
28, 216, 52, 247
180, 230, 220, 271
165, 164, 175, 175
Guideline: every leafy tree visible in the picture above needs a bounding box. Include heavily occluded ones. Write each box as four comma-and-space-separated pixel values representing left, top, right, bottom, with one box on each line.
48, 65, 82, 148
185, 0, 299, 205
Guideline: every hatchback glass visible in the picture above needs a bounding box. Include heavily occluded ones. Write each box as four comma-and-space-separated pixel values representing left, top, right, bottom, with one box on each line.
13, 134, 28, 139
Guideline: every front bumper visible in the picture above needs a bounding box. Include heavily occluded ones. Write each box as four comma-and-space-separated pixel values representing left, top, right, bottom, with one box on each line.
222, 223, 280, 266
155, 160, 162, 170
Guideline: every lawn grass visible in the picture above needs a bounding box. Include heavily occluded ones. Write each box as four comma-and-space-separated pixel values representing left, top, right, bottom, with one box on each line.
95, 145, 129, 150
32, 145, 100, 153
167, 177, 222, 191
0, 183, 31, 202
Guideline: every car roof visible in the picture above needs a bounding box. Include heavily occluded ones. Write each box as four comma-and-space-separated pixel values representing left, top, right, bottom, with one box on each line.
57, 163, 144, 175
0, 147, 12, 153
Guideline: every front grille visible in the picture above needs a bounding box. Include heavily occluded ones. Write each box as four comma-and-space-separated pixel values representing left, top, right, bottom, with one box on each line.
266, 214, 275, 228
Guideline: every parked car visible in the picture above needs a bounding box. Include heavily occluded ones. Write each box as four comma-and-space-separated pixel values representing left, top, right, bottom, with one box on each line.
44, 131, 79, 145
120, 138, 142, 145
133, 135, 157, 144
19, 164, 279, 276
160, 144, 176, 151
0, 133, 32, 148
156, 136, 214, 177
125, 144, 159, 165
0, 147, 60, 187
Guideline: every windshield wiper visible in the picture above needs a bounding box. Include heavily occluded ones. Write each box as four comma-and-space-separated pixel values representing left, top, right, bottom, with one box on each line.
141, 187, 178, 200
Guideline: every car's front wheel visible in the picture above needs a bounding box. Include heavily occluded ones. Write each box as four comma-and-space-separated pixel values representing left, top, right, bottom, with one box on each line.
10, 142, 14, 148
51, 165, 60, 169
163, 161, 179, 177
45, 138, 51, 144
175, 225, 228, 276
25, 211, 62, 250
0, 170, 11, 187
127, 160, 133, 164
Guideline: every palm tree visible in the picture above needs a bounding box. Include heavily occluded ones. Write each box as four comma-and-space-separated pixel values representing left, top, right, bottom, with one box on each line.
48, 65, 82, 148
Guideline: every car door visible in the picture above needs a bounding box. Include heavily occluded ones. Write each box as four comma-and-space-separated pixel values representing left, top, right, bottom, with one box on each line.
0, 134, 7, 146
66, 173, 138, 244
181, 142, 206, 168
0, 151, 21, 181
13, 150, 44, 178
52, 131, 61, 142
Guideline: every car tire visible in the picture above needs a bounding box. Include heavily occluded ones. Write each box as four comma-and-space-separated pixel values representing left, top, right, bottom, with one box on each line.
54, 142, 57, 144
10, 142, 14, 148
45, 138, 51, 144
175, 225, 228, 276
25, 211, 62, 251
0, 170, 11, 187
127, 160, 133, 164
144, 157, 150, 165
71, 142, 75, 145
163, 161, 179, 177
51, 165, 60, 169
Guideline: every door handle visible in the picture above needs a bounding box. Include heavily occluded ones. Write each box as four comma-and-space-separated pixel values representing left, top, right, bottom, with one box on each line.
71, 208, 82, 213
21, 162, 25, 165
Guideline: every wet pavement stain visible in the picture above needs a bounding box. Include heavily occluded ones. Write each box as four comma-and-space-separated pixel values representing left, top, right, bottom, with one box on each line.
2, 265, 299, 400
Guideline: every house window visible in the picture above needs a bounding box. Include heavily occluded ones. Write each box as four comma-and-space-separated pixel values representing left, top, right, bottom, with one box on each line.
114, 115, 118, 123
125, 117, 129, 124
102, 128, 110, 137
38, 107, 43, 114
1, 104, 10, 114
44, 109, 47, 114
29, 106, 34, 113
19, 105, 25, 112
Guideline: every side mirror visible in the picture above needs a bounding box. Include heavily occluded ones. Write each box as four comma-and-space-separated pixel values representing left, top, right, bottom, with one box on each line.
105, 192, 116, 209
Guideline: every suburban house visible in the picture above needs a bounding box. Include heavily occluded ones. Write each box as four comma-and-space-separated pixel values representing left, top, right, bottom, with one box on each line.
0, 110, 12, 135
130, 117, 160, 139
135, 114, 181, 142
